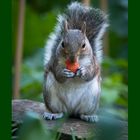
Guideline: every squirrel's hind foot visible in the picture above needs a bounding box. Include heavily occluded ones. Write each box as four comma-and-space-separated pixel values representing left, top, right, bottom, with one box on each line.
43, 112, 64, 120
80, 114, 99, 122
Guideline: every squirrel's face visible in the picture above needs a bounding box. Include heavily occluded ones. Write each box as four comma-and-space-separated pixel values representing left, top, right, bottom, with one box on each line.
59, 29, 92, 63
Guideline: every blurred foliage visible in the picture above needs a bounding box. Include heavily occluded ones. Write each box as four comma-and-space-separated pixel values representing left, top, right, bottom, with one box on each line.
18, 112, 59, 140
101, 57, 128, 119
20, 49, 43, 100
108, 0, 128, 58
12, 0, 128, 120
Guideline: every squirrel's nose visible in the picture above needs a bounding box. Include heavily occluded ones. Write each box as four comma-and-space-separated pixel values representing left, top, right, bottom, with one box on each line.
69, 55, 77, 63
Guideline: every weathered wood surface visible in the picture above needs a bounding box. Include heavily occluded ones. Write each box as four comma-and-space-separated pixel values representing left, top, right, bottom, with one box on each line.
12, 99, 128, 139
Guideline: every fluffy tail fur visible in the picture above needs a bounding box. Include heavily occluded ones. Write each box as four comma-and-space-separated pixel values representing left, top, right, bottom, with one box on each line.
44, 2, 108, 66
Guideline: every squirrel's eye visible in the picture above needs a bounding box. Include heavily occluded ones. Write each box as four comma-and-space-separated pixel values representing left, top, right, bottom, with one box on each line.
61, 42, 65, 48
61, 42, 68, 54
81, 43, 86, 49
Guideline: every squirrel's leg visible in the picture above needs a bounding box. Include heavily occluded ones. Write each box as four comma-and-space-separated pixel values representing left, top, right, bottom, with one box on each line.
80, 114, 99, 122
43, 72, 64, 120
76, 66, 95, 81
43, 112, 64, 120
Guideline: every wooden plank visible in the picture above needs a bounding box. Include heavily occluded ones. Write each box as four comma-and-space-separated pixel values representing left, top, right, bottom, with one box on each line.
12, 99, 128, 139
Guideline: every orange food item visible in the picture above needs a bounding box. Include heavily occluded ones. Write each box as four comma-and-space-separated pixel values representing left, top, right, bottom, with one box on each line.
65, 59, 80, 73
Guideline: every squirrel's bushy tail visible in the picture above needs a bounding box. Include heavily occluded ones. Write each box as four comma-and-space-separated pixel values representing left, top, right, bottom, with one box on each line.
44, 2, 108, 65
64, 2, 108, 63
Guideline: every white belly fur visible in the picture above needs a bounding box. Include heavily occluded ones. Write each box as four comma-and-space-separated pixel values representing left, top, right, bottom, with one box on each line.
45, 72, 101, 115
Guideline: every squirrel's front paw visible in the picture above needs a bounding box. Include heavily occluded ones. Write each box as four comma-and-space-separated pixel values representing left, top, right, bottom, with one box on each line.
76, 66, 86, 79
62, 68, 75, 78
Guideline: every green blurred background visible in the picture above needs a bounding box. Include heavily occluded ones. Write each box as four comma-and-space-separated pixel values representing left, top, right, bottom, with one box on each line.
12, 0, 128, 120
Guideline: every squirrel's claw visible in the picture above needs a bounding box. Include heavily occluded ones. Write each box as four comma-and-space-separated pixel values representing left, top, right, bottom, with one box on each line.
43, 112, 63, 120
76, 66, 86, 78
63, 68, 75, 78
80, 114, 99, 122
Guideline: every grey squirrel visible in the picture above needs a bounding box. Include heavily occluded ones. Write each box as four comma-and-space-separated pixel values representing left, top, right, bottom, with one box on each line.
43, 2, 108, 122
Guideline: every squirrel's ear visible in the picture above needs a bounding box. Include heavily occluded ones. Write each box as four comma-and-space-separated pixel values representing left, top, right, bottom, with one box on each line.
64, 20, 68, 33
81, 21, 86, 34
